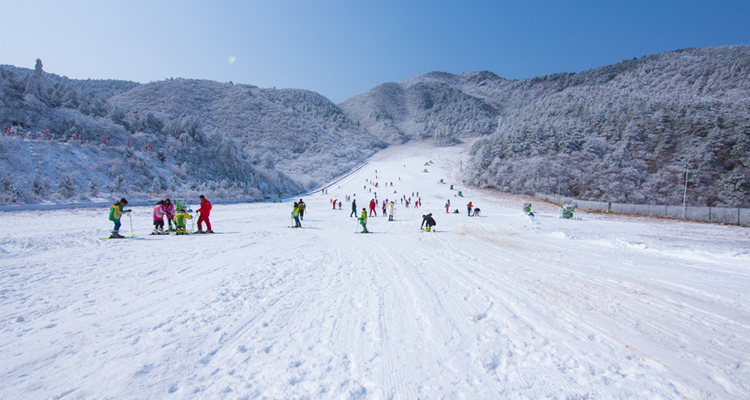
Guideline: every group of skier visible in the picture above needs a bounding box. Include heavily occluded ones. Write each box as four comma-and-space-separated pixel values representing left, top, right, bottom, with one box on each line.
106, 195, 213, 238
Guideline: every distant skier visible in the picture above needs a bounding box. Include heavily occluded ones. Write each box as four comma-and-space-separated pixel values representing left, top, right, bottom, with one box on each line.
421, 213, 436, 232
369, 199, 377, 216
152, 200, 167, 235
196, 195, 213, 233
350, 199, 357, 217
445, 201, 450, 213
332, 199, 337, 210
358, 207, 369, 233
292, 202, 302, 228
298, 199, 306, 221
108, 198, 131, 238
467, 201, 473, 216
382, 202, 387, 216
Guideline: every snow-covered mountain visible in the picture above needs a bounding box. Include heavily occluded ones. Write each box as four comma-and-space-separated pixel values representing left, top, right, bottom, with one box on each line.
3, 45, 749, 207
342, 45, 750, 207
108, 80, 386, 188
338, 72, 499, 146
462, 46, 750, 207
0, 61, 382, 205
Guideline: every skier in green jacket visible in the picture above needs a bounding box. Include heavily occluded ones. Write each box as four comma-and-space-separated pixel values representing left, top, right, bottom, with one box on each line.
291, 202, 302, 228
358, 207, 369, 233
108, 198, 131, 238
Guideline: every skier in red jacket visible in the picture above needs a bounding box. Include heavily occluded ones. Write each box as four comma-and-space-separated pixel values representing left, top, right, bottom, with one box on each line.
369, 199, 377, 216
196, 195, 213, 233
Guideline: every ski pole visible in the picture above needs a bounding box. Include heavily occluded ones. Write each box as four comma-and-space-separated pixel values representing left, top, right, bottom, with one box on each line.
128, 211, 134, 237
192, 212, 197, 233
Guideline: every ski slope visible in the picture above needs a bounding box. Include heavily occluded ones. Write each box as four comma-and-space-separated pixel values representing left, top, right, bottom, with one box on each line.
1, 140, 749, 399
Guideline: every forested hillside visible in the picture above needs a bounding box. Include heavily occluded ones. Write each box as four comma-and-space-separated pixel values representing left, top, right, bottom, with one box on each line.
108, 80, 385, 188
3, 45, 748, 207
465, 46, 750, 207
0, 60, 380, 205
343, 45, 750, 207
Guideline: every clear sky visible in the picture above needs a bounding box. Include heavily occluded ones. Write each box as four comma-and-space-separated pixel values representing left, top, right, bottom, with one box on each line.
3, 0, 749, 103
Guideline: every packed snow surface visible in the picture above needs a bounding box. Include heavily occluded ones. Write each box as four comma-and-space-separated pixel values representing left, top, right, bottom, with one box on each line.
2, 141, 749, 399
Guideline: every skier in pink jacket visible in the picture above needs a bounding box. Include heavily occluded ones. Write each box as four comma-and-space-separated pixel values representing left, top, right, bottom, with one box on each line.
152, 200, 167, 235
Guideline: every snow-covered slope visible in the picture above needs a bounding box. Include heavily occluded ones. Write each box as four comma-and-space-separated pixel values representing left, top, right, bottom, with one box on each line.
2, 141, 748, 399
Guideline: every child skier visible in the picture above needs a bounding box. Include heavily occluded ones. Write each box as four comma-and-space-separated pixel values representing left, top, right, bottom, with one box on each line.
196, 195, 213, 233
163, 198, 176, 232
152, 200, 167, 235
387, 201, 395, 221
174, 208, 191, 235
358, 207, 369, 233
108, 198, 131, 238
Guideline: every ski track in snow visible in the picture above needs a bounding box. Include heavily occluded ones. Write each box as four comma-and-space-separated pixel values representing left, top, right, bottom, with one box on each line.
1, 140, 750, 399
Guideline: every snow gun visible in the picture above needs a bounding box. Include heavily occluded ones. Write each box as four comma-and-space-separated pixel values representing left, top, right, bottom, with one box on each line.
561, 204, 575, 219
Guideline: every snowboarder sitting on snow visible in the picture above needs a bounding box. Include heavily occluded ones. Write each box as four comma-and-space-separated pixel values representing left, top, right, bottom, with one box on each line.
152, 200, 167, 235
358, 207, 369, 233
292, 202, 302, 228
174, 208, 191, 235
421, 213, 437, 232
108, 198, 131, 238
196, 195, 213, 233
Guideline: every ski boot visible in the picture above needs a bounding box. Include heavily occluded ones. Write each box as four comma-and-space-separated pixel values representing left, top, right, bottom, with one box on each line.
109, 230, 124, 239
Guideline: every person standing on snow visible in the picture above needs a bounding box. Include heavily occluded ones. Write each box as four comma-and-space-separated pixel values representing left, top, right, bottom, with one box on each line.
387, 201, 395, 221
108, 198, 131, 238
298, 199, 306, 221
467, 201, 473, 217
350, 199, 357, 217
369, 199, 377, 217
163, 198, 176, 232
358, 207, 369, 233
292, 202, 302, 228
420, 213, 436, 232
196, 195, 213, 233
152, 200, 167, 235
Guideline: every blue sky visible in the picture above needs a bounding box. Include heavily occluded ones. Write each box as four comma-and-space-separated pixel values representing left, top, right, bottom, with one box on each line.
3, 0, 749, 103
